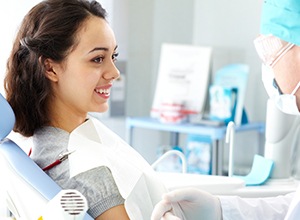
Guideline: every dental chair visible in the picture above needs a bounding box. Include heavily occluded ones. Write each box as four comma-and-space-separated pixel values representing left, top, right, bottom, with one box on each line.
0, 93, 93, 220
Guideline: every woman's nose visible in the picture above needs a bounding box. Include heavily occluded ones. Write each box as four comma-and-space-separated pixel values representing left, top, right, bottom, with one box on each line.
103, 61, 120, 81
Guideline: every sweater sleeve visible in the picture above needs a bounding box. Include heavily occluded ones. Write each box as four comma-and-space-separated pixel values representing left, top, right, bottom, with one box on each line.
219, 192, 294, 220
63, 166, 125, 219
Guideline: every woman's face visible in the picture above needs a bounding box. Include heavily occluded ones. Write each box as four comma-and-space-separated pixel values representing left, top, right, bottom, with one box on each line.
49, 16, 119, 118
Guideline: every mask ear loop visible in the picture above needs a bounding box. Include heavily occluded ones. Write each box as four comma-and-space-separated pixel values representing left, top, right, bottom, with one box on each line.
291, 81, 300, 95
271, 43, 294, 67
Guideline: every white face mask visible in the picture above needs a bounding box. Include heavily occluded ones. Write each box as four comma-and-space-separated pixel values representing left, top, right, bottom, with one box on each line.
262, 64, 300, 116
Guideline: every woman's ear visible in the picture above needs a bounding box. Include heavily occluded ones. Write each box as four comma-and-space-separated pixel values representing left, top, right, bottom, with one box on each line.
41, 57, 59, 82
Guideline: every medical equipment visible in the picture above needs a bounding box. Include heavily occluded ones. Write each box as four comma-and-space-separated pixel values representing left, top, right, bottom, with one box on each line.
264, 98, 300, 179
226, 121, 235, 177
151, 149, 187, 173
40, 189, 88, 220
0, 93, 93, 220
225, 121, 274, 186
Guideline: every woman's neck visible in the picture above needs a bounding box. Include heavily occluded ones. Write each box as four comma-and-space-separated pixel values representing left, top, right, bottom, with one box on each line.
46, 93, 89, 132
48, 104, 88, 133
50, 115, 87, 133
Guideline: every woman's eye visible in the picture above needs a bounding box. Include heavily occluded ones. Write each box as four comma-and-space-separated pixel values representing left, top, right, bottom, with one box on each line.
92, 57, 104, 63
112, 52, 119, 62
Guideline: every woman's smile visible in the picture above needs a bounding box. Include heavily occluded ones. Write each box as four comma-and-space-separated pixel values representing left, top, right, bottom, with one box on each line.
94, 84, 112, 99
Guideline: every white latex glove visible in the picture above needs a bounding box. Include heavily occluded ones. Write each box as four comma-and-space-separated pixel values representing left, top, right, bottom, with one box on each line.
151, 188, 222, 220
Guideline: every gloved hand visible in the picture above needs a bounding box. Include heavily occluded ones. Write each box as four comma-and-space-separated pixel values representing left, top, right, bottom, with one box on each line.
151, 187, 222, 220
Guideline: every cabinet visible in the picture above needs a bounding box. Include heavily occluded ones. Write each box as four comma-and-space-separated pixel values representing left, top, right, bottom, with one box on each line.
126, 117, 265, 175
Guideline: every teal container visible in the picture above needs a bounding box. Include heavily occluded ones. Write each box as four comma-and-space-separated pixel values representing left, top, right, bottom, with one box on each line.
185, 135, 212, 174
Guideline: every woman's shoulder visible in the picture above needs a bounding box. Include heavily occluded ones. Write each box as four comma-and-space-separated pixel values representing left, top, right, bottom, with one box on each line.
34, 126, 69, 146
31, 126, 70, 165
67, 166, 125, 218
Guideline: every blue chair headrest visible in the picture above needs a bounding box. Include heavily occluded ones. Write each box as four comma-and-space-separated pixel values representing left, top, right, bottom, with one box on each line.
0, 93, 15, 140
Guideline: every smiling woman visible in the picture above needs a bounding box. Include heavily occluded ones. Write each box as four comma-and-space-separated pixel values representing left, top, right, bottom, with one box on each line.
3, 0, 171, 219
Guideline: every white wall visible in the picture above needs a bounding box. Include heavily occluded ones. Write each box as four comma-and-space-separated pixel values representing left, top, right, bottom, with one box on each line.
193, 0, 268, 122
98, 0, 128, 61
126, 0, 195, 117
0, 0, 41, 95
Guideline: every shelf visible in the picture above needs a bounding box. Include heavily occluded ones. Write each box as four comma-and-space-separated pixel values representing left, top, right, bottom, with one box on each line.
126, 117, 265, 175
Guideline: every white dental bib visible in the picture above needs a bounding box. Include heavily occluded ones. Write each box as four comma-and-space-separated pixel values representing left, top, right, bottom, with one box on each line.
285, 186, 300, 220
68, 117, 183, 219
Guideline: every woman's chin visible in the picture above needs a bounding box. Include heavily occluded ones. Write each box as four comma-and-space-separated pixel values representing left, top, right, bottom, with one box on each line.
92, 105, 109, 113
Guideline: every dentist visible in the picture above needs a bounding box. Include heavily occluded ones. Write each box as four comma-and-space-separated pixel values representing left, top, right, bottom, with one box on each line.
151, 0, 300, 219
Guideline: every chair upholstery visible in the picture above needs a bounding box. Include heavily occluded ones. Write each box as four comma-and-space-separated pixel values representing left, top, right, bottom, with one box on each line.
0, 94, 15, 140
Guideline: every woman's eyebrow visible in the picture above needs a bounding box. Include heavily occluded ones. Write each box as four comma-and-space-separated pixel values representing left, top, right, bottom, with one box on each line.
88, 47, 108, 53
88, 45, 118, 54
